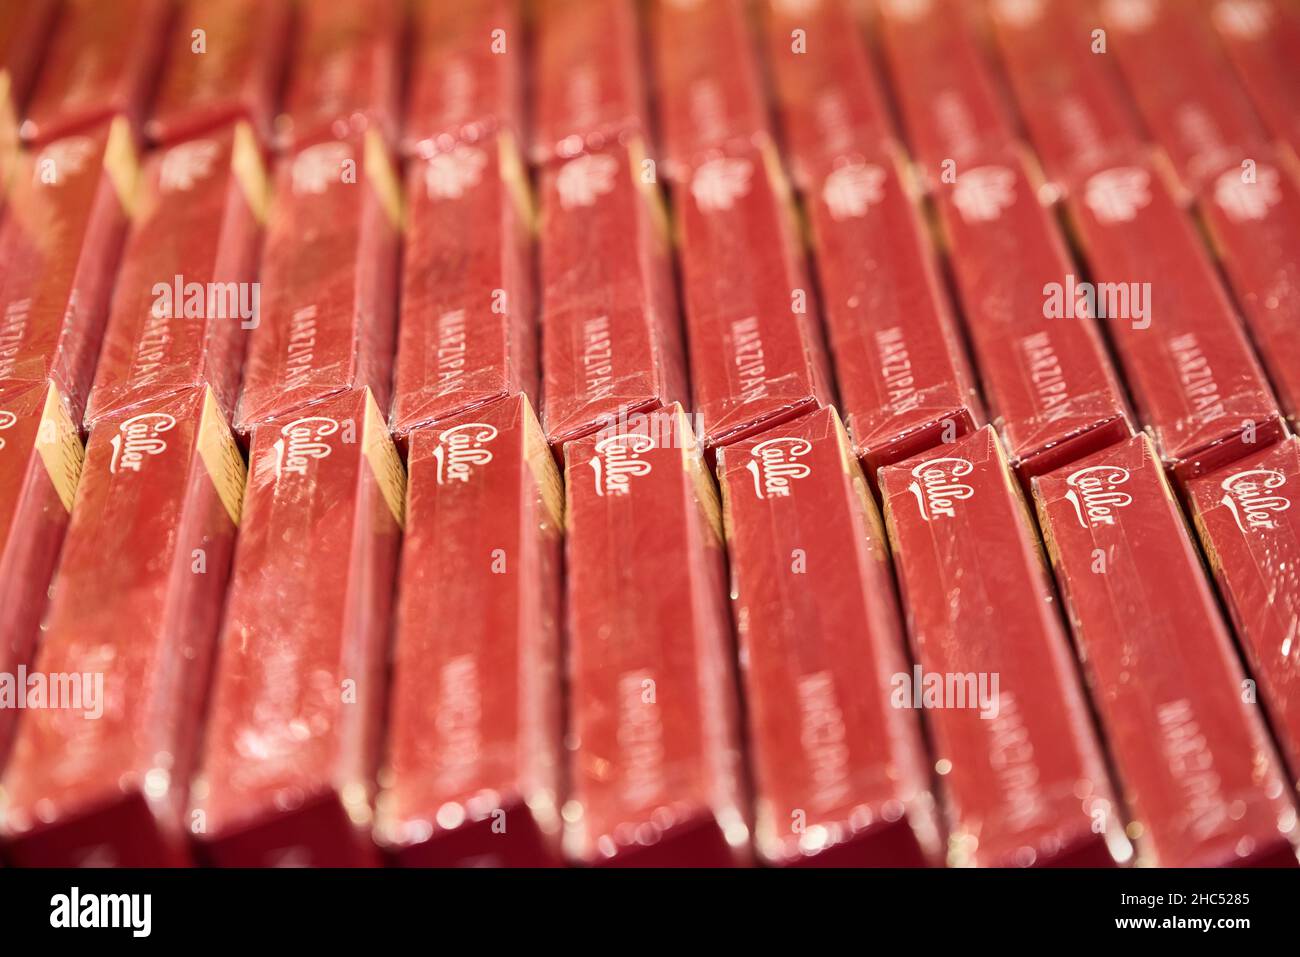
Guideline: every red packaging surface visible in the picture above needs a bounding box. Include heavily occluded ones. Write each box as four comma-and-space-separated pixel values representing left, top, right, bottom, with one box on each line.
193, 387, 404, 867
1188, 437, 1300, 786
0, 0, 57, 183
539, 139, 687, 446
275, 0, 402, 152
1034, 434, 1298, 866
146, 0, 293, 147
405, 0, 522, 158
19, 0, 171, 146
236, 131, 401, 433
1070, 155, 1286, 478
671, 140, 833, 450
377, 395, 564, 866
0, 381, 83, 770
1207, 0, 1300, 164
0, 386, 245, 866
716, 408, 942, 866
563, 405, 748, 865
0, 118, 136, 425
878, 426, 1126, 867
86, 122, 269, 430
532, 0, 647, 164
391, 132, 535, 438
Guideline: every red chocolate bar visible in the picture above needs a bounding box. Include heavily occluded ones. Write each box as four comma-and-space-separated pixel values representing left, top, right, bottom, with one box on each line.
193, 387, 404, 867
539, 138, 687, 446
716, 408, 942, 866
236, 131, 401, 432
85, 122, 269, 429
0, 380, 83, 770
146, 0, 293, 147
19, 0, 171, 146
405, 0, 523, 158
1187, 437, 1300, 787
1069, 155, 1286, 478
0, 118, 136, 425
878, 426, 1125, 867
275, 0, 402, 151
563, 405, 749, 865
391, 131, 535, 438
0, 386, 245, 866
1034, 433, 1298, 866
377, 395, 564, 866
1207, 0, 1300, 165
0, 0, 57, 114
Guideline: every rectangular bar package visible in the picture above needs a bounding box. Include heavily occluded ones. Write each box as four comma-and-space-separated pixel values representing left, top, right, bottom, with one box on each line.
716, 407, 942, 866
1206, 0, 1300, 164
1034, 434, 1298, 866
0, 385, 245, 866
563, 405, 749, 865
193, 387, 404, 867
377, 395, 564, 866
878, 426, 1127, 867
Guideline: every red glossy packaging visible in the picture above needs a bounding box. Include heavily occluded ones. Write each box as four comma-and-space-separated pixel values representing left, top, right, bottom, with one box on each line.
0, 118, 137, 426
391, 132, 535, 439
377, 395, 564, 866
1034, 434, 1298, 867
1206, 0, 1300, 165
0, 385, 245, 866
0, 0, 57, 184
563, 405, 749, 865
236, 131, 401, 433
146, 0, 293, 147
532, 0, 647, 165
878, 426, 1125, 867
275, 0, 402, 152
716, 407, 942, 866
0, 381, 83, 770
85, 122, 269, 430
539, 138, 687, 446
193, 387, 404, 867
19, 0, 171, 146
405, 0, 522, 158
1187, 437, 1300, 787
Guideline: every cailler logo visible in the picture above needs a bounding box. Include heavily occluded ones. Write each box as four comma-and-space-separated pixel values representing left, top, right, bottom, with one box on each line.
292, 142, 352, 195
1102, 0, 1159, 32
1220, 469, 1290, 532
1214, 165, 1281, 222
34, 137, 94, 184
0, 409, 16, 450
1212, 0, 1271, 39
433, 423, 498, 485
588, 434, 654, 497
746, 438, 812, 499
1085, 167, 1152, 223
424, 145, 487, 201
691, 157, 754, 213
951, 166, 1017, 223
907, 457, 975, 521
109, 413, 177, 474
159, 139, 219, 192
1064, 466, 1133, 528
992, 0, 1045, 27
556, 153, 619, 209
271, 417, 339, 479
822, 162, 887, 221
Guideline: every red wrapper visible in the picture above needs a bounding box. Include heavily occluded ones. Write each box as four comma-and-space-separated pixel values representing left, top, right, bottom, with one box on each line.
0, 118, 136, 425
377, 395, 564, 866
0, 385, 245, 866
531, 0, 647, 164
85, 122, 269, 430
19, 0, 171, 146
1069, 154, 1285, 478
0, 380, 83, 770
391, 132, 534, 438
563, 405, 748, 865
1188, 437, 1300, 788
193, 387, 404, 867
672, 140, 833, 450
716, 408, 942, 866
878, 426, 1125, 867
146, 0, 293, 148
1207, 0, 1300, 165
539, 139, 687, 446
0, 0, 57, 128
236, 131, 401, 433
275, 0, 402, 152
404, 0, 523, 158
1034, 434, 1298, 867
